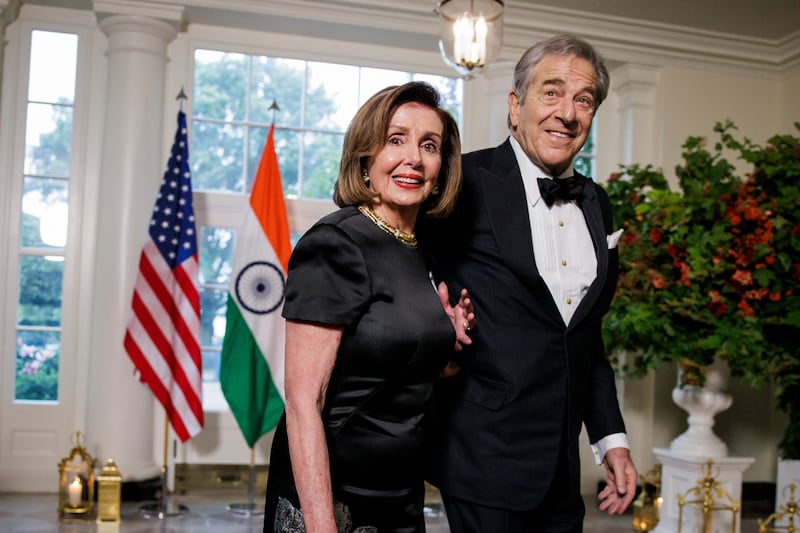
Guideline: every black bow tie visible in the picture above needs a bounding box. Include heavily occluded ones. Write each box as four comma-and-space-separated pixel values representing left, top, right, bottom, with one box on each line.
537, 176, 585, 207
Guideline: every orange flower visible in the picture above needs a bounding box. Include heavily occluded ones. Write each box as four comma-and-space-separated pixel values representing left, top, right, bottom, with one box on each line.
737, 299, 755, 317
732, 269, 753, 286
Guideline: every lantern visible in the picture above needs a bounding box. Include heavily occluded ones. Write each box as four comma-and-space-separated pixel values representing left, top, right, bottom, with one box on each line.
96, 458, 122, 521
58, 431, 96, 517
633, 463, 662, 531
435, 0, 505, 79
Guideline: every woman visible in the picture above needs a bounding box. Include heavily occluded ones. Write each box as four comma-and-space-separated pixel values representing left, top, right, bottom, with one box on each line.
264, 81, 472, 533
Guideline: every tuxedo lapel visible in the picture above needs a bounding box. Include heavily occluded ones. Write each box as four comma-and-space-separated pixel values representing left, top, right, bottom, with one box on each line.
481, 141, 562, 319
569, 180, 609, 328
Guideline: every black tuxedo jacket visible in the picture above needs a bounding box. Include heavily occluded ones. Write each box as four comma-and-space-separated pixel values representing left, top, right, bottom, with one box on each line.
421, 139, 626, 511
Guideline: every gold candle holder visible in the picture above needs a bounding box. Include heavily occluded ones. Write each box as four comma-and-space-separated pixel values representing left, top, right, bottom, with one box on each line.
57, 431, 96, 517
758, 483, 798, 532
633, 463, 663, 531
677, 459, 740, 533
96, 458, 122, 521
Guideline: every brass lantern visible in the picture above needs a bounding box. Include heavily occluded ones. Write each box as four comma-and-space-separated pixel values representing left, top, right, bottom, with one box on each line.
435, 0, 504, 79
58, 431, 96, 517
96, 458, 122, 521
632, 463, 662, 531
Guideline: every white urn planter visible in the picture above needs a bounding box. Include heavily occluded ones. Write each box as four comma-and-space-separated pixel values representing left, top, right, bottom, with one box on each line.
652, 359, 754, 533
670, 359, 732, 457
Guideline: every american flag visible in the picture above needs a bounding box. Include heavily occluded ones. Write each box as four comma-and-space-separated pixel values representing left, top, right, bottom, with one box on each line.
123, 110, 203, 442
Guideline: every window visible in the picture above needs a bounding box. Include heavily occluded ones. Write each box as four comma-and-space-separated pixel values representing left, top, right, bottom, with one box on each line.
190, 49, 462, 198
190, 49, 463, 407
573, 122, 596, 178
15, 30, 78, 402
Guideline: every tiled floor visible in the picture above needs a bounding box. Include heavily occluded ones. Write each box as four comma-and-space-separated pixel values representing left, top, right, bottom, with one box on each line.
0, 489, 765, 532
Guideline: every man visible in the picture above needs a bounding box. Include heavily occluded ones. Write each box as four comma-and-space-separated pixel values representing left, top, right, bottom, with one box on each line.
422, 34, 637, 532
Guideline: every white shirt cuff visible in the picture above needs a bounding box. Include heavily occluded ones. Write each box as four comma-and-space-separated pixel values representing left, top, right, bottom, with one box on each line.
590, 433, 629, 465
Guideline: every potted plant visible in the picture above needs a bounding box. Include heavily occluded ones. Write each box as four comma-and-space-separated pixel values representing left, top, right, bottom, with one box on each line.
602, 121, 800, 464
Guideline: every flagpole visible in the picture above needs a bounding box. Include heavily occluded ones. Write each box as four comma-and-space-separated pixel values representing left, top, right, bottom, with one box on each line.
126, 89, 201, 521
140, 411, 189, 519
269, 100, 279, 124
221, 96, 287, 520
227, 446, 265, 517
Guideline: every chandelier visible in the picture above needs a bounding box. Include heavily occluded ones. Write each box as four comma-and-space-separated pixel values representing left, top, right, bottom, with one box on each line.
435, 0, 505, 79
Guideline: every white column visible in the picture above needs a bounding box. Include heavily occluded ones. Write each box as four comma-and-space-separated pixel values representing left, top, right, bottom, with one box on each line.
484, 60, 515, 148
611, 64, 660, 166
86, 5, 182, 481
460, 59, 514, 152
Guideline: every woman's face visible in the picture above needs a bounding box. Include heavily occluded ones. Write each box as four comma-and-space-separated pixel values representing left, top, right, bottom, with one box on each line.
367, 102, 443, 226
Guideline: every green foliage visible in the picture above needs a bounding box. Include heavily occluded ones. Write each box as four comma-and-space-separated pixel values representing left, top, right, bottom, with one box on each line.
603, 121, 800, 458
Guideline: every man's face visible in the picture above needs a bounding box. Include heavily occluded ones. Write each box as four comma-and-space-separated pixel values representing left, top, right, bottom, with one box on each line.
508, 54, 598, 177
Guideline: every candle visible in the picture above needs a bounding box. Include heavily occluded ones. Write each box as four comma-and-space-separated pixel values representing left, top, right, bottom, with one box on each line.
67, 476, 82, 507
453, 13, 470, 64
475, 15, 488, 65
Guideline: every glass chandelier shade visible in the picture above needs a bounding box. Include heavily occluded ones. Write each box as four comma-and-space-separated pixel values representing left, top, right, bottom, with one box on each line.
436, 0, 504, 79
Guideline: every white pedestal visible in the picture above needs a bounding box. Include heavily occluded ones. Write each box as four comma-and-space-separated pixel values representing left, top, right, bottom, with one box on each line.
652, 448, 753, 533
775, 458, 800, 515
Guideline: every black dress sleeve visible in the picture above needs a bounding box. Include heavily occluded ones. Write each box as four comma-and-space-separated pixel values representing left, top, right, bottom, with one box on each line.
282, 223, 371, 328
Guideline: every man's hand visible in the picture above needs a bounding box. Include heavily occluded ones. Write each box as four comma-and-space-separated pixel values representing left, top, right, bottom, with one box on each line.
598, 447, 637, 515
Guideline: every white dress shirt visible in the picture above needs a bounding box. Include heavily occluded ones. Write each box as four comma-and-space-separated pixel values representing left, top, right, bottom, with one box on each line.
509, 136, 629, 464
510, 137, 596, 326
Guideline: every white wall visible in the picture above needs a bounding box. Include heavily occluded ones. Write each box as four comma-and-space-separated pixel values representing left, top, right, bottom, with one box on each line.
656, 65, 785, 186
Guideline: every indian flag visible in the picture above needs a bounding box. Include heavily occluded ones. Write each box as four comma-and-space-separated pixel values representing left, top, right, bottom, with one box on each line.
220, 124, 291, 448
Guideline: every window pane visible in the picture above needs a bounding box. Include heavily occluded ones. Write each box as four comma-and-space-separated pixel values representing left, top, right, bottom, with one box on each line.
574, 155, 593, 178
359, 67, 410, 105
28, 31, 77, 104
199, 226, 234, 285
249, 127, 301, 198
191, 120, 245, 192
25, 102, 73, 177
15, 330, 60, 402
415, 73, 463, 123
201, 348, 222, 384
581, 133, 595, 154
302, 131, 343, 200
18, 255, 64, 326
250, 57, 305, 128
21, 177, 69, 248
307, 62, 359, 131
193, 49, 248, 121
246, 125, 268, 193
199, 225, 234, 384
199, 288, 227, 381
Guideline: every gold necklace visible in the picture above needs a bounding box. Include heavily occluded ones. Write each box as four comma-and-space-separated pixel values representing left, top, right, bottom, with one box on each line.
358, 204, 417, 247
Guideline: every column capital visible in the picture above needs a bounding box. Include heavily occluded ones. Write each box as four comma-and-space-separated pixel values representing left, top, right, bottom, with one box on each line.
0, 0, 19, 30
612, 63, 661, 109
95, 0, 183, 38
613, 63, 661, 87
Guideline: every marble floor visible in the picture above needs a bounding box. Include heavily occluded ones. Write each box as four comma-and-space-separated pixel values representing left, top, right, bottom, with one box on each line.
0, 489, 766, 532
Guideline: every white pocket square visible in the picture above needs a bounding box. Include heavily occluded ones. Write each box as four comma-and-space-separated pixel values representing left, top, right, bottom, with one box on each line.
607, 228, 624, 249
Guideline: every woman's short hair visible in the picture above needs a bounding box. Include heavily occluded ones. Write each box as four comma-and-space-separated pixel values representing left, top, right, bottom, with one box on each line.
334, 81, 461, 219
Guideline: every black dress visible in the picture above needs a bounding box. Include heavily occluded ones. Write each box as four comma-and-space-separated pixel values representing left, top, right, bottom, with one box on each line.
265, 206, 455, 533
